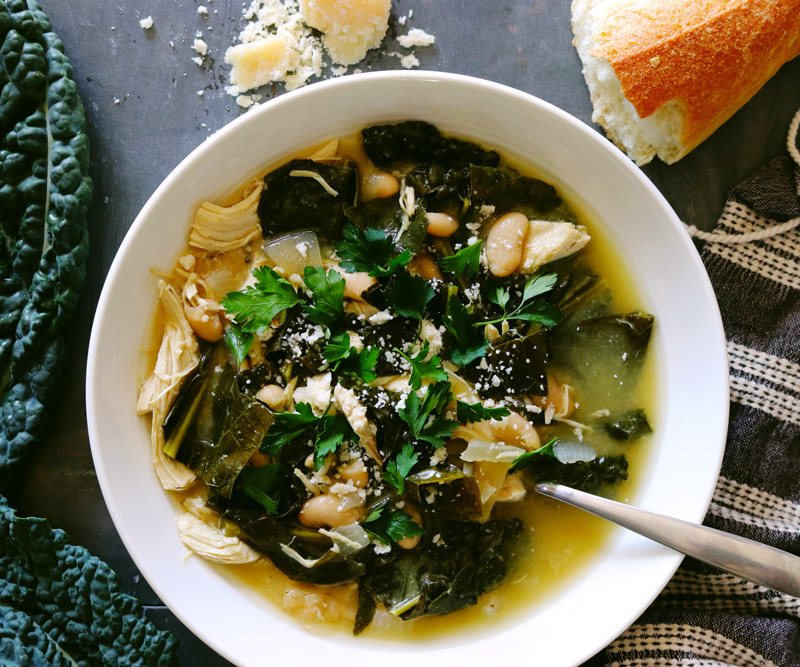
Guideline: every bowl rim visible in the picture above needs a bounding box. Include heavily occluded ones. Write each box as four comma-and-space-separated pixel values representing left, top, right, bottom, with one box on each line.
86, 70, 729, 667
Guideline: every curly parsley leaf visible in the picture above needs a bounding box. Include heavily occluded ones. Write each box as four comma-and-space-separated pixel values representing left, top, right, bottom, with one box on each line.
260, 402, 319, 455
509, 437, 558, 473
438, 241, 483, 278
385, 269, 435, 321
303, 266, 347, 328
442, 295, 488, 367
483, 273, 563, 327
323, 333, 380, 382
456, 400, 511, 423
222, 266, 302, 333
224, 322, 254, 365
239, 464, 281, 513
397, 344, 448, 391
336, 223, 413, 278
398, 381, 457, 448
383, 444, 420, 494
314, 413, 355, 470
363, 507, 424, 545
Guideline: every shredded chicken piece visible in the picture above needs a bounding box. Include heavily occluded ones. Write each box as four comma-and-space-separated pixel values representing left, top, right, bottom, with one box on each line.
518, 221, 590, 274
137, 281, 199, 490
176, 512, 260, 564
333, 384, 382, 465
189, 178, 262, 252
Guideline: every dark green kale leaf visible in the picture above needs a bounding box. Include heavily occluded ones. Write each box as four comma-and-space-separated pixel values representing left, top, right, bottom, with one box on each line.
0, 0, 92, 486
438, 241, 482, 278
224, 322, 254, 365
463, 329, 549, 399
442, 294, 487, 367
221, 265, 302, 334
357, 516, 523, 629
405, 162, 470, 217
361, 121, 500, 169
172, 343, 274, 498
225, 509, 366, 586
406, 464, 483, 521
0, 494, 178, 666
469, 165, 561, 217
456, 400, 511, 423
335, 222, 412, 278
257, 158, 358, 238
302, 265, 346, 328
382, 443, 420, 494
597, 409, 652, 441
517, 452, 629, 492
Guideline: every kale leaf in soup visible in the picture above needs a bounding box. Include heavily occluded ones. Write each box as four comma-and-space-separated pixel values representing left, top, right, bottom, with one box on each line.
138, 120, 657, 636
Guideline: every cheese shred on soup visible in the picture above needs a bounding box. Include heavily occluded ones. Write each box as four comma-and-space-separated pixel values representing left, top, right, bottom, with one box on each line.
137, 121, 656, 636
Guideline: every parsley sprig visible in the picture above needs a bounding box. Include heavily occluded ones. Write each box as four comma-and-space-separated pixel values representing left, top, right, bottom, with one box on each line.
438, 241, 482, 278
383, 443, 419, 494
442, 295, 488, 367
335, 223, 412, 278
260, 402, 355, 470
302, 266, 346, 328
239, 464, 282, 514
509, 437, 557, 473
456, 400, 511, 423
396, 343, 448, 391
385, 269, 435, 322
481, 273, 563, 327
397, 381, 457, 448
363, 506, 423, 545
323, 333, 380, 382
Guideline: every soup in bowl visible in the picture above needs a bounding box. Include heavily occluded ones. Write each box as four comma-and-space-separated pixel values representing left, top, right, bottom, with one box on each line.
87, 71, 728, 667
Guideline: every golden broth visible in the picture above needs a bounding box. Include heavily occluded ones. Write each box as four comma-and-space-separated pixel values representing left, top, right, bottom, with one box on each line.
150, 129, 657, 640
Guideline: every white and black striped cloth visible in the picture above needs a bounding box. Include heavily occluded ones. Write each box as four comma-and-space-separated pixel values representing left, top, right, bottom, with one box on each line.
590, 147, 800, 666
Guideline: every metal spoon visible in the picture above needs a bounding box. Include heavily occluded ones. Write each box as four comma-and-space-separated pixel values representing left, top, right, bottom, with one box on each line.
535, 482, 800, 597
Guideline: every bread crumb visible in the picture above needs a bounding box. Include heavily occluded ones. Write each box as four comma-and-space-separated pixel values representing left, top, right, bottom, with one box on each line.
139, 16, 154, 30
650, 56, 661, 66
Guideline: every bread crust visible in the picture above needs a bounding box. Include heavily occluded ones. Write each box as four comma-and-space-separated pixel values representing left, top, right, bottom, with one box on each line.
586, 0, 800, 160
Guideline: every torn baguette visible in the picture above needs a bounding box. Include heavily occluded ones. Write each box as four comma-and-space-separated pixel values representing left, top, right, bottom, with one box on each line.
571, 0, 800, 165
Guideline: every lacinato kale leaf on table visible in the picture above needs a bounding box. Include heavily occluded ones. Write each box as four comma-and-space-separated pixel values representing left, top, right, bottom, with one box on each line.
257, 158, 358, 238
0, 0, 92, 486
0, 494, 178, 666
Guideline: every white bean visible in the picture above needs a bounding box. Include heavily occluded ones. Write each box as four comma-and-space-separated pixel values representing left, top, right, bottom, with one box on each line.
184, 303, 223, 342
485, 212, 529, 277
337, 459, 369, 488
298, 494, 365, 528
330, 265, 376, 302
426, 212, 460, 237
397, 505, 422, 550
362, 171, 400, 200
408, 252, 444, 281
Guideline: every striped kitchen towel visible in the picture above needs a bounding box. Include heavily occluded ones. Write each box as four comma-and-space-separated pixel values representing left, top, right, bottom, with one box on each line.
592, 114, 800, 666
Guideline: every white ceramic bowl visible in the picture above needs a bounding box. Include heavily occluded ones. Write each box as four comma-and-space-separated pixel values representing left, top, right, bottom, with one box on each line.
87, 71, 728, 667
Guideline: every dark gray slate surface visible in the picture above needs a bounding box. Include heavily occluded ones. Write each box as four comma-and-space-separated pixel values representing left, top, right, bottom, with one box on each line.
8, 0, 800, 665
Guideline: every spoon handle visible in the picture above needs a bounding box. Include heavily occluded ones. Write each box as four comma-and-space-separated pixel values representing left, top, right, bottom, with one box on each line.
535, 483, 800, 598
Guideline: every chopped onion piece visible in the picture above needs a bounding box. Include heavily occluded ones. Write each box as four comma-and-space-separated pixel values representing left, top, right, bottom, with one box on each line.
264, 230, 322, 276
552, 439, 596, 464
460, 439, 525, 463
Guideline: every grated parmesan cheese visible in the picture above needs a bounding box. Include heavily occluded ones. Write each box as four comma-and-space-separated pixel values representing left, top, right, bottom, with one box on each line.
139, 16, 154, 30
398, 28, 435, 48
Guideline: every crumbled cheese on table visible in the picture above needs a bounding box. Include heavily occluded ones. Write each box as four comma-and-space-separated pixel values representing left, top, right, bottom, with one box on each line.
139, 16, 154, 30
